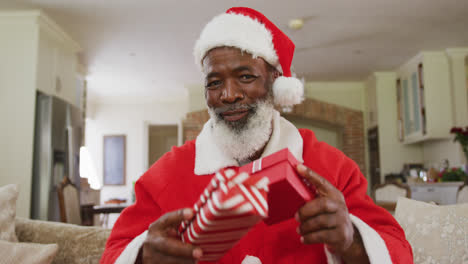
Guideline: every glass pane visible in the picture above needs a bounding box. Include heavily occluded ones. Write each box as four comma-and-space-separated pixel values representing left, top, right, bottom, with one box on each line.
411, 73, 420, 132
402, 79, 411, 135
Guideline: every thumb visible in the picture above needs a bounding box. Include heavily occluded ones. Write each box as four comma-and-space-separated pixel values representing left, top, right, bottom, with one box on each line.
150, 208, 194, 231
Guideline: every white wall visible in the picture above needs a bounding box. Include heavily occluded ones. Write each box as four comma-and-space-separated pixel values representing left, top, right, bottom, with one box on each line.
84, 99, 189, 205
304, 82, 366, 112
0, 20, 38, 218
422, 139, 463, 168
186, 84, 206, 112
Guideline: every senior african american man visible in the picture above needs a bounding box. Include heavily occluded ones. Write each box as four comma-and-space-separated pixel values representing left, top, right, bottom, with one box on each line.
101, 7, 413, 264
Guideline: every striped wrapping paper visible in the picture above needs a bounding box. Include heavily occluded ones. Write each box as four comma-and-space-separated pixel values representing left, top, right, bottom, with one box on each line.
179, 169, 269, 262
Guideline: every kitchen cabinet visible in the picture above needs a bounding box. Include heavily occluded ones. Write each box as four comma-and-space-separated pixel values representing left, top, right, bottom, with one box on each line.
35, 13, 81, 107
396, 52, 453, 144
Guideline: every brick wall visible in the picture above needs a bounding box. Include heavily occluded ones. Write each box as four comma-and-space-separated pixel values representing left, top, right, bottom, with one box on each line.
182, 98, 366, 174
182, 110, 210, 142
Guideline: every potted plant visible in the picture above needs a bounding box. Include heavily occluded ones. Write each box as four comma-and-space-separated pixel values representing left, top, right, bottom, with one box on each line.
450, 127, 468, 161
438, 167, 467, 182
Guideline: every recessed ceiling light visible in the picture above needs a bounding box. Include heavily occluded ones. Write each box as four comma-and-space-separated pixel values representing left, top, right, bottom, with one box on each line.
288, 18, 304, 30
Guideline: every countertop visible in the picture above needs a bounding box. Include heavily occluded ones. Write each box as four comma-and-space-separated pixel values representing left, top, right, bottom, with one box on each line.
407, 181, 464, 187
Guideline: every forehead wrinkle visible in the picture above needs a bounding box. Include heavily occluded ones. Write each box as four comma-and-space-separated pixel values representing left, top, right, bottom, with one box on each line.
205, 71, 221, 79
205, 65, 259, 81
202, 48, 268, 77
233, 66, 254, 73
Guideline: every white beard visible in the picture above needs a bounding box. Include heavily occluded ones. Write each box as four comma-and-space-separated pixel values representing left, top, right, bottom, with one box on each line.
208, 100, 274, 162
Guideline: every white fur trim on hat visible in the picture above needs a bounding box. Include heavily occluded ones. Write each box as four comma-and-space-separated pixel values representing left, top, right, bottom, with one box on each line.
272, 76, 304, 107
194, 13, 279, 70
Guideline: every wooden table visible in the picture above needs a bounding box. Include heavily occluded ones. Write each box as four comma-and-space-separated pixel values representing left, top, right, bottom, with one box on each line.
81, 204, 128, 227
376, 201, 397, 212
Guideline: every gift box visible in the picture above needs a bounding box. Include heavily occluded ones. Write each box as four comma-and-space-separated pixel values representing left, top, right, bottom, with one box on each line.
179, 169, 269, 262
180, 148, 313, 261
239, 148, 315, 225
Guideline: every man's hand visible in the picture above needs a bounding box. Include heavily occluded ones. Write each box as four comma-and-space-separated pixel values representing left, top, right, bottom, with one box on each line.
141, 208, 203, 264
295, 164, 369, 264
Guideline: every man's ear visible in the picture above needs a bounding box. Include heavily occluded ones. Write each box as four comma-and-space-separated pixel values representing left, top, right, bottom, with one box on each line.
272, 70, 282, 80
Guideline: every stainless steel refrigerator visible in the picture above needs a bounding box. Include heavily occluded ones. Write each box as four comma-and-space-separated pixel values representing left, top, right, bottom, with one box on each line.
31, 92, 83, 221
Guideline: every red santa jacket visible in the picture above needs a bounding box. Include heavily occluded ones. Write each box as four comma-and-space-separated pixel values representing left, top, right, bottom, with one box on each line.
101, 124, 412, 264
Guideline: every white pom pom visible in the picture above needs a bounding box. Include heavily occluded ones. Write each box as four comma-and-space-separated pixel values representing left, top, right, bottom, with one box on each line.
241, 255, 262, 264
272, 76, 304, 107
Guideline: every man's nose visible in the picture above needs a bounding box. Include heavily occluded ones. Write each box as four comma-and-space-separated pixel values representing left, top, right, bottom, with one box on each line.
220, 79, 244, 104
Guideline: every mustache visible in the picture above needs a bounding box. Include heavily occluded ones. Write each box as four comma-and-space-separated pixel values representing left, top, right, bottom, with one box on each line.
213, 103, 257, 115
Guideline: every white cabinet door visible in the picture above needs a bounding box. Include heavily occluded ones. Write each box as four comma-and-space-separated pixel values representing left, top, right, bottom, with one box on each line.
401, 72, 423, 141
36, 29, 56, 96
36, 29, 78, 107
398, 52, 452, 144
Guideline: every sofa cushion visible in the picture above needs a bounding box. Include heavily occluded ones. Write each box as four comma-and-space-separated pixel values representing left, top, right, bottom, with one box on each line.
395, 197, 468, 264
0, 184, 19, 242
16, 217, 111, 264
0, 240, 58, 264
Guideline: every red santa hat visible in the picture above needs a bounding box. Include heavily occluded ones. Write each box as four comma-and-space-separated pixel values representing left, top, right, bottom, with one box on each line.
194, 7, 304, 107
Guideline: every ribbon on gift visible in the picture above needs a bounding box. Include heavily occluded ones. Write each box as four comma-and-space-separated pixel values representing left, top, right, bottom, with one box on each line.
179, 169, 269, 262
239, 148, 314, 225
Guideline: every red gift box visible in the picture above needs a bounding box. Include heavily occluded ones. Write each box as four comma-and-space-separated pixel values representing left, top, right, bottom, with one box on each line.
179, 148, 313, 261
239, 148, 315, 225
179, 169, 269, 262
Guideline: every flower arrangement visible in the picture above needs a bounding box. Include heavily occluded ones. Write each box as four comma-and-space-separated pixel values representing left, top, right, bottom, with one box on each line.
438, 167, 467, 182
450, 127, 468, 160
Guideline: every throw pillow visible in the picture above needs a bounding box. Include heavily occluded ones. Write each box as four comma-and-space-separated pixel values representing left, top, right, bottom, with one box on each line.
0, 240, 58, 264
395, 197, 468, 263
0, 184, 19, 242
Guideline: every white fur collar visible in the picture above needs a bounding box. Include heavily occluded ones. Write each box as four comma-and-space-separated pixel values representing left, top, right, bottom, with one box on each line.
194, 111, 304, 175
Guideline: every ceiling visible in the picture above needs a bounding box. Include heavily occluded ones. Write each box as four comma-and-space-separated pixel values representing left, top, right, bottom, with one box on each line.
1, 0, 468, 102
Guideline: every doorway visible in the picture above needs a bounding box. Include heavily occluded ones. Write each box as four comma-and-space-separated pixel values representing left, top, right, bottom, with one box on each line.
367, 127, 381, 187
148, 125, 178, 167
465, 56, 468, 117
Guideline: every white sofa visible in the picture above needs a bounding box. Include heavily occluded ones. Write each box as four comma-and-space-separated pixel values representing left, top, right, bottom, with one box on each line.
394, 197, 468, 263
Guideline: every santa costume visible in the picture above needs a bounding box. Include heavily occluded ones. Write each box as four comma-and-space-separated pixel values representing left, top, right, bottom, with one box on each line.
100, 7, 413, 264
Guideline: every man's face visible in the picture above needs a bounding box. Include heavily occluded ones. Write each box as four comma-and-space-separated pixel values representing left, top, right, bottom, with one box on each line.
202, 47, 273, 130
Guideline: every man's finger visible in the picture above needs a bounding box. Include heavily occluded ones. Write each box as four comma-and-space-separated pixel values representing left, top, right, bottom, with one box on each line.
300, 228, 341, 245
149, 208, 194, 231
300, 226, 354, 253
145, 236, 203, 259
296, 197, 339, 222
296, 164, 334, 195
298, 213, 338, 235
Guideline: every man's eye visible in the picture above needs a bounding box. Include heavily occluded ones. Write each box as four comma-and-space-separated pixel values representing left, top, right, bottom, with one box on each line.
240, 75, 257, 81
206, 80, 221, 89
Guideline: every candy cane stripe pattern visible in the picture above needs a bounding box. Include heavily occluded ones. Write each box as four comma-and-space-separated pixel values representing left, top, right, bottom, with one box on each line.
179, 169, 269, 262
